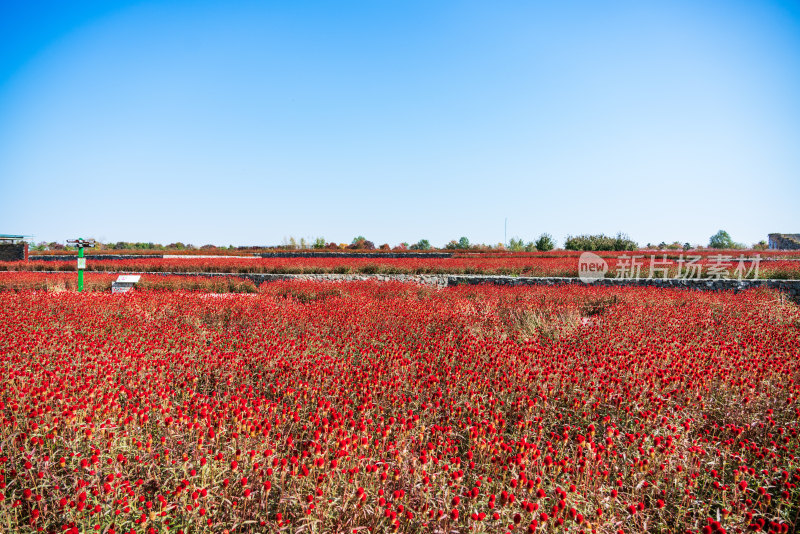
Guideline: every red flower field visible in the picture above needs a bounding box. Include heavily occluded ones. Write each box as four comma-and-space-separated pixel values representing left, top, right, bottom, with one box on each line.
0, 281, 798, 533
5, 251, 800, 279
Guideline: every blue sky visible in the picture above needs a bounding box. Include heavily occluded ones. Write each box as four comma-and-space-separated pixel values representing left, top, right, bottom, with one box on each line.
1, 1, 799, 248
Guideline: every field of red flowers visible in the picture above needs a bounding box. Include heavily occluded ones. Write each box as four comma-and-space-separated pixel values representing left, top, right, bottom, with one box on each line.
1, 282, 798, 534
6, 252, 800, 279
0, 272, 259, 293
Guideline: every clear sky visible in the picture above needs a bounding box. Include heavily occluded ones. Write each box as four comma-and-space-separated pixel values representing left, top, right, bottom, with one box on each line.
1, 1, 799, 248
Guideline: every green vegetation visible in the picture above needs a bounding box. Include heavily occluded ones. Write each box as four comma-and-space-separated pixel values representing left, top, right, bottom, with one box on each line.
534, 233, 555, 251
508, 237, 525, 251
708, 230, 745, 249
564, 233, 637, 251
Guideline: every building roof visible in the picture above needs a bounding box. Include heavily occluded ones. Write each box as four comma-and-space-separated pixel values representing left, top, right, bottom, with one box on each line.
0, 234, 30, 242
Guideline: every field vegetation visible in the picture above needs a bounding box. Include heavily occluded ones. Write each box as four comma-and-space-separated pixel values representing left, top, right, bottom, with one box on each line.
5, 252, 800, 280
0, 282, 798, 533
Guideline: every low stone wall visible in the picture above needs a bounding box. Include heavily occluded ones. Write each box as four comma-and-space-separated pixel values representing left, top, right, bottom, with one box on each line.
444, 275, 800, 299
0, 243, 28, 261
138, 271, 453, 288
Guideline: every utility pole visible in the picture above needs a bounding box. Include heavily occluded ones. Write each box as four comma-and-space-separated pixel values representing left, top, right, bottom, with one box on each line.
66, 238, 96, 292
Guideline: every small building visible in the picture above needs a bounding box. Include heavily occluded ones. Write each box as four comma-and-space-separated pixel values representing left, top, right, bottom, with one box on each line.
768, 233, 800, 250
0, 235, 29, 261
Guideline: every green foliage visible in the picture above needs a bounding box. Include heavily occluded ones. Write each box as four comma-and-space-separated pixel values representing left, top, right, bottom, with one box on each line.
410, 239, 432, 251
708, 230, 735, 249
312, 237, 327, 249
446, 237, 472, 250
564, 233, 637, 251
113, 242, 164, 250
508, 237, 525, 252
534, 233, 555, 252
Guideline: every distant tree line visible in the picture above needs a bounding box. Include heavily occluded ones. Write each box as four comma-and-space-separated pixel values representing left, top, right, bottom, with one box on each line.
25, 230, 767, 253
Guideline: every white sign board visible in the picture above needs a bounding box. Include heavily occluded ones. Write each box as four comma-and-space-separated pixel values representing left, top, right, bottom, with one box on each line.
112, 275, 141, 293
77, 258, 86, 269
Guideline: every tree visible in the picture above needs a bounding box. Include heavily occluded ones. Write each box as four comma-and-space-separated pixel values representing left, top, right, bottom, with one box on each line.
410, 239, 431, 250
534, 233, 555, 252
312, 237, 326, 249
457, 237, 470, 250
708, 230, 735, 249
349, 237, 375, 250
508, 238, 524, 252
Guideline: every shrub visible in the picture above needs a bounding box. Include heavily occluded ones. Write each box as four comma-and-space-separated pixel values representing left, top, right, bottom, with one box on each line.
349, 237, 375, 250
445, 238, 471, 250
508, 238, 525, 252
359, 263, 380, 274
564, 233, 636, 251
535, 233, 556, 252
410, 239, 431, 250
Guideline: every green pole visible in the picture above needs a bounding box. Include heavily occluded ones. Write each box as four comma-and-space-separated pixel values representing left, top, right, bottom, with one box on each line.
78, 241, 85, 292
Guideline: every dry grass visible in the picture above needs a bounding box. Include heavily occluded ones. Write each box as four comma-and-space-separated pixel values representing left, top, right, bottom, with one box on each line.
498, 295, 619, 341
499, 306, 582, 340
